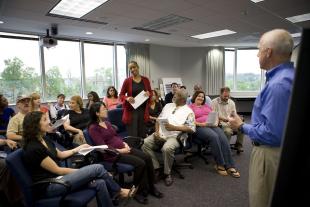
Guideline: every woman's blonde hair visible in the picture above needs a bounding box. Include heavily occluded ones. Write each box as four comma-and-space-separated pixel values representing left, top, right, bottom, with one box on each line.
71, 95, 83, 109
29, 92, 41, 112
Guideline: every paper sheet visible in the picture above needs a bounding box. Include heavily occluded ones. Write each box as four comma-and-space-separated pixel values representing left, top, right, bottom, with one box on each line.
51, 114, 69, 129
78, 145, 108, 156
206, 111, 218, 126
130, 90, 149, 109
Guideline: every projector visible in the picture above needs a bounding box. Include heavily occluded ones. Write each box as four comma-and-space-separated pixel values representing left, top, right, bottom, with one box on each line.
40, 37, 57, 48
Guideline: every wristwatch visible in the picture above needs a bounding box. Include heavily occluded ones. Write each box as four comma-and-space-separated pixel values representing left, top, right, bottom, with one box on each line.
238, 123, 244, 133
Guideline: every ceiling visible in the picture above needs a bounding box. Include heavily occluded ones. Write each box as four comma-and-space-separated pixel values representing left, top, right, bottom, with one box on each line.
0, 0, 309, 47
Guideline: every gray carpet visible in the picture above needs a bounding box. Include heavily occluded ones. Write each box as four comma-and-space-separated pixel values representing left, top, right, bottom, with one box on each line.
90, 120, 252, 207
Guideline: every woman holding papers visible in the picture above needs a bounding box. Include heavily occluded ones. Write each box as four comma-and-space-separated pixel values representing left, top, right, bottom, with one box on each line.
189, 91, 240, 178
119, 60, 152, 138
89, 102, 163, 204
22, 111, 135, 207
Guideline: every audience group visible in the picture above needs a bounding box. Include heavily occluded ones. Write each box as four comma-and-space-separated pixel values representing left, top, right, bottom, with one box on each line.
0, 61, 244, 206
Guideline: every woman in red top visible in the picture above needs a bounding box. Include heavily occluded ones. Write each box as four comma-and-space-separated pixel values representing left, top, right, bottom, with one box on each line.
119, 61, 152, 138
88, 102, 163, 204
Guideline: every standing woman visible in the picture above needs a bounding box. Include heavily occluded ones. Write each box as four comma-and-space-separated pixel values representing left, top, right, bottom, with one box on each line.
119, 61, 152, 138
104, 86, 121, 110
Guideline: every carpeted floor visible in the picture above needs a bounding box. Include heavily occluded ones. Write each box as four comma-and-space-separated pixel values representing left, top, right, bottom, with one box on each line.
90, 118, 252, 207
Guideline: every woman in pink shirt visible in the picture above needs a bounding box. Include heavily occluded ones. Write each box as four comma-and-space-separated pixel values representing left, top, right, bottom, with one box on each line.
189, 90, 240, 178
104, 86, 121, 110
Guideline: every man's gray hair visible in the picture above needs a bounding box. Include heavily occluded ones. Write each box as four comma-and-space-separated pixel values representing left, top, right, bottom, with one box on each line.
261, 29, 294, 55
177, 90, 188, 101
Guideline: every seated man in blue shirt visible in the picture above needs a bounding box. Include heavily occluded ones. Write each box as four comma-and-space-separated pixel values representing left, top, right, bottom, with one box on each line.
229, 29, 295, 207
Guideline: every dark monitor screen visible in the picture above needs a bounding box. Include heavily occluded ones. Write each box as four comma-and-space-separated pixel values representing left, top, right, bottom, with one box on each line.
270, 28, 310, 206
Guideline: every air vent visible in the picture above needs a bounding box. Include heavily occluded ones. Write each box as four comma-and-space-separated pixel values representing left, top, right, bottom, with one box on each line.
141, 14, 192, 30
46, 13, 108, 25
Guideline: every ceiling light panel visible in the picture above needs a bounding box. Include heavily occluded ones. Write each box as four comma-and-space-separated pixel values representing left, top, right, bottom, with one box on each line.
49, 0, 108, 18
286, 13, 310, 23
191, 29, 236, 39
250, 0, 264, 3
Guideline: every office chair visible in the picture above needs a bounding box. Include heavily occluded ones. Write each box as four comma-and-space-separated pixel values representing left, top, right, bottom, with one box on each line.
184, 134, 209, 165
83, 129, 134, 185
5, 149, 96, 207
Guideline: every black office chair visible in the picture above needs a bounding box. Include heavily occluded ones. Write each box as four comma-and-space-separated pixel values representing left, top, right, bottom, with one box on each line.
184, 134, 209, 165
5, 149, 97, 207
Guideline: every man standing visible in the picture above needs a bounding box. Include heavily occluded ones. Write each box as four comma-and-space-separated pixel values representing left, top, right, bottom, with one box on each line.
229, 29, 295, 207
211, 87, 244, 152
142, 90, 195, 186
164, 82, 179, 104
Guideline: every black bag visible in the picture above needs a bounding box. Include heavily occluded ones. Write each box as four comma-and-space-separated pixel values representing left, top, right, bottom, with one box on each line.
70, 151, 98, 169
124, 136, 144, 149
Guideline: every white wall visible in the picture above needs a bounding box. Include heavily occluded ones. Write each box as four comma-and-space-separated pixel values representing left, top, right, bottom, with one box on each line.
149, 45, 181, 88
150, 44, 209, 96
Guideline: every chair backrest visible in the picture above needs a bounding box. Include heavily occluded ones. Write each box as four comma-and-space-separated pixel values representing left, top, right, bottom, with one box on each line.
107, 108, 127, 134
5, 149, 34, 206
83, 129, 95, 145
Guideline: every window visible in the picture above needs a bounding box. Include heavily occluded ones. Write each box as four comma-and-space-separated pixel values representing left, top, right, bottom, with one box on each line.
44, 40, 82, 101
0, 37, 41, 103
84, 43, 114, 98
225, 49, 263, 96
236, 49, 261, 91
0, 33, 127, 103
116, 45, 127, 92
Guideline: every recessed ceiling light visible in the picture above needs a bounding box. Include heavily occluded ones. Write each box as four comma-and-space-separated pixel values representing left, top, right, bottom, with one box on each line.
286, 13, 310, 23
145, 39, 150, 42
0, 21, 4, 24
49, 0, 108, 18
191, 29, 236, 39
86, 32, 93, 35
291, 32, 301, 38
250, 0, 264, 3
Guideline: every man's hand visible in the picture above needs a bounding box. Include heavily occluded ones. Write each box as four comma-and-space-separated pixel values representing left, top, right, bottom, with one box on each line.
228, 114, 243, 130
164, 123, 176, 131
5, 139, 17, 150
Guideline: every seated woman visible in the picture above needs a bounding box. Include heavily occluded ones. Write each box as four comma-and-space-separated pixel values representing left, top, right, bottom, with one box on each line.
22, 111, 135, 207
86, 91, 100, 109
88, 102, 163, 204
189, 90, 240, 178
145, 90, 162, 135
0, 95, 15, 137
63, 96, 90, 145
104, 86, 121, 110
29, 92, 50, 120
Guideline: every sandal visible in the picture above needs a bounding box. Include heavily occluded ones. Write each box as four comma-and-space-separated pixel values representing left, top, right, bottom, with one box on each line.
214, 165, 228, 176
227, 168, 241, 178
115, 185, 138, 206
